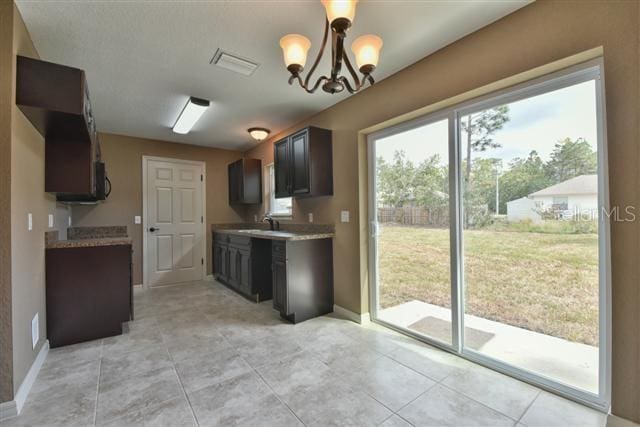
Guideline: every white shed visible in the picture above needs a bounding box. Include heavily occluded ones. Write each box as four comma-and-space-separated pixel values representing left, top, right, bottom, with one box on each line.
507, 197, 542, 223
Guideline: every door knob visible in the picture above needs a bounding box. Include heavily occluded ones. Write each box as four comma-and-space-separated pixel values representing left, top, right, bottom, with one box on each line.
149, 227, 159, 232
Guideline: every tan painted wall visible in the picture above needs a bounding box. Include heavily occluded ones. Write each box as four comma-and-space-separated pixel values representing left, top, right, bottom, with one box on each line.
0, 0, 14, 403
72, 133, 246, 285
243, 1, 639, 421
9, 3, 72, 393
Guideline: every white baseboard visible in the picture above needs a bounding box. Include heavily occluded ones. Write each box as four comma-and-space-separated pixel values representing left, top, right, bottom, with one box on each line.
333, 305, 370, 324
607, 414, 640, 427
0, 340, 49, 421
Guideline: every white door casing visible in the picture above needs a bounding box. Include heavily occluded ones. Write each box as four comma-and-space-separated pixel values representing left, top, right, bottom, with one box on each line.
143, 157, 205, 286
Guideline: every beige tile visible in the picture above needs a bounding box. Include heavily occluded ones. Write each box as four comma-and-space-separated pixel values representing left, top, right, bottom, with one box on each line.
256, 351, 334, 396
388, 341, 471, 382
380, 415, 413, 427
4, 389, 97, 427
44, 339, 103, 367
175, 347, 251, 393
520, 391, 607, 427
101, 396, 196, 427
30, 359, 100, 401
333, 354, 436, 411
188, 372, 301, 426
100, 346, 173, 385
282, 380, 392, 426
102, 330, 164, 358
96, 366, 183, 424
233, 332, 304, 368
442, 364, 539, 419
399, 384, 515, 427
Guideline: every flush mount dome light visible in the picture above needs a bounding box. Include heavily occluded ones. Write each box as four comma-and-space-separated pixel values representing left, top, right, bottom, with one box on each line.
172, 97, 210, 134
279, 0, 382, 94
248, 127, 270, 141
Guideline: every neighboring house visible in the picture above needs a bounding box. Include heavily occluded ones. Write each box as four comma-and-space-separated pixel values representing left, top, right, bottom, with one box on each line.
507, 175, 598, 221
529, 174, 598, 215
506, 197, 542, 223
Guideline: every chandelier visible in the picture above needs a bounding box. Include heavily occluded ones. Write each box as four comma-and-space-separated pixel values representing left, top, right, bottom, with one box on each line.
279, 0, 383, 94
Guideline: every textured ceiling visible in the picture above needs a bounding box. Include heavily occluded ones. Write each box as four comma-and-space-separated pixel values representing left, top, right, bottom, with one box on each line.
16, 0, 528, 151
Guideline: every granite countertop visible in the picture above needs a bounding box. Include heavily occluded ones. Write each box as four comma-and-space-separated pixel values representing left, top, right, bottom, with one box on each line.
45, 226, 132, 249
46, 236, 133, 249
214, 228, 334, 241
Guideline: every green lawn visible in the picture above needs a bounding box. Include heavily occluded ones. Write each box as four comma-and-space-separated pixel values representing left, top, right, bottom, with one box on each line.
378, 225, 599, 345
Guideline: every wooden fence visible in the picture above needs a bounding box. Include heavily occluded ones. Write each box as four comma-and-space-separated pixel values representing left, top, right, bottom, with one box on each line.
377, 206, 449, 227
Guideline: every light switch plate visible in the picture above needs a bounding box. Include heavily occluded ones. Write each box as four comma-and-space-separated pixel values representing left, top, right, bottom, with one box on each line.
308, 213, 313, 223
340, 210, 350, 223
28, 213, 33, 231
134, 215, 141, 224
31, 313, 39, 349
48, 214, 54, 228
68, 216, 72, 227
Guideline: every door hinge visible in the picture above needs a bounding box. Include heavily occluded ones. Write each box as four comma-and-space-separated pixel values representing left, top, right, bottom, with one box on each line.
200, 174, 203, 181
201, 216, 203, 223
201, 258, 204, 265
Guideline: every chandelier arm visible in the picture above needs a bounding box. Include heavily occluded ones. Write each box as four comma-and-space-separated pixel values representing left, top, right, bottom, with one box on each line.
304, 19, 330, 89
337, 76, 357, 94
342, 50, 361, 88
308, 75, 331, 93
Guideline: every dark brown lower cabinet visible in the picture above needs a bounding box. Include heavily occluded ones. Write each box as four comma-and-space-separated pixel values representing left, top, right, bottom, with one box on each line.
213, 233, 272, 302
271, 239, 333, 324
45, 244, 132, 348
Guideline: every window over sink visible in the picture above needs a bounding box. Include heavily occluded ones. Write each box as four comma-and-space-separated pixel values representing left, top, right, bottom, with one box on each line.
266, 164, 292, 217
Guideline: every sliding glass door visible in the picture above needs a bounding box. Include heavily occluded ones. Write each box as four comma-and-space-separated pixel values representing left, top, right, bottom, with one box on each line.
368, 60, 610, 409
372, 117, 453, 346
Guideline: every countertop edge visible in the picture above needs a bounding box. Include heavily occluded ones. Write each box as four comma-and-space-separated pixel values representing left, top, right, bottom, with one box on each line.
214, 229, 334, 241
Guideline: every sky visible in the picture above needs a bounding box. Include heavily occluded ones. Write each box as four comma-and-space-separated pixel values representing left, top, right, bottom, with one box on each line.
376, 80, 598, 168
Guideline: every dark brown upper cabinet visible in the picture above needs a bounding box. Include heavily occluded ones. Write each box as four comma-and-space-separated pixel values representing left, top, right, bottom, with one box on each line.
16, 56, 104, 199
274, 126, 332, 199
228, 158, 262, 205
16, 55, 97, 145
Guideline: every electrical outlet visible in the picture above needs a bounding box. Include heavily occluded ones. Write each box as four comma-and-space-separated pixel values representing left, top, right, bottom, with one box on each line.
48, 214, 54, 228
31, 313, 39, 349
340, 210, 350, 223
308, 213, 313, 223
134, 215, 141, 224
28, 213, 33, 231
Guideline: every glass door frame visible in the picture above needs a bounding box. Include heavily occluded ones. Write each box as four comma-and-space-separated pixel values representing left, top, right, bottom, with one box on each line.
367, 58, 611, 412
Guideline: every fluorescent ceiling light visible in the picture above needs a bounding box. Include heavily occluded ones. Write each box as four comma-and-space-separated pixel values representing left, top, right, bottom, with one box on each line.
172, 97, 210, 134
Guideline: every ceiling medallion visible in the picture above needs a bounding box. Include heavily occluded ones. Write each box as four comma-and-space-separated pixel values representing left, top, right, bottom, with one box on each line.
279, 0, 383, 94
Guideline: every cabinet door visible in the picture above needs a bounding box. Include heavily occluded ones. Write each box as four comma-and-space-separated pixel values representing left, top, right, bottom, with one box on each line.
239, 249, 251, 293
228, 162, 239, 203
274, 139, 291, 198
213, 243, 221, 278
272, 258, 288, 313
228, 247, 238, 285
290, 129, 310, 195
219, 245, 229, 281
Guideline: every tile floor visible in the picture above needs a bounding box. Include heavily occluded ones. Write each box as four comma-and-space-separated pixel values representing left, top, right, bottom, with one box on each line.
5, 280, 612, 426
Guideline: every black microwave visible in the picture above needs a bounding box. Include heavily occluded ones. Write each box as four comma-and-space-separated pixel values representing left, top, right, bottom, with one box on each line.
56, 162, 111, 203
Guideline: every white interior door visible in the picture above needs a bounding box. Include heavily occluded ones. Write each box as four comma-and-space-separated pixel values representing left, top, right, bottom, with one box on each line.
145, 158, 204, 286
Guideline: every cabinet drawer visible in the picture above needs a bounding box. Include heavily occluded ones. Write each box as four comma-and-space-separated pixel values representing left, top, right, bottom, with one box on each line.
229, 235, 251, 249
213, 232, 229, 243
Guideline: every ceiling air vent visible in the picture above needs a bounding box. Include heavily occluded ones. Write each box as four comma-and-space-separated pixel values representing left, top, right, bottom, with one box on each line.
210, 49, 259, 76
